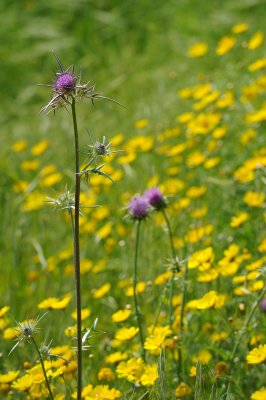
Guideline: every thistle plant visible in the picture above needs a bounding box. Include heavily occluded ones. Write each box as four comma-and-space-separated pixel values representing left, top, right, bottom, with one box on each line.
40, 51, 120, 399
9, 315, 54, 400
128, 195, 150, 361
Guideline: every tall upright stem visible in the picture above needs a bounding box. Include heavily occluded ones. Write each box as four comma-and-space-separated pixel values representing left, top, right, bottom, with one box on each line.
133, 220, 146, 361
71, 98, 82, 399
32, 337, 54, 400
177, 262, 188, 378
161, 209, 179, 327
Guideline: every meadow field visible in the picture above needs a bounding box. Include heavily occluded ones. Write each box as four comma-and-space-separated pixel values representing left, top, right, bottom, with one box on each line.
0, 0, 266, 399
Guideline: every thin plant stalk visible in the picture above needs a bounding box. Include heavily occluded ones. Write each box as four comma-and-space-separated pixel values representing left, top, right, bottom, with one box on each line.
177, 262, 188, 378
133, 220, 146, 361
31, 337, 54, 400
226, 284, 266, 397
71, 97, 83, 399
161, 208, 187, 379
161, 208, 179, 327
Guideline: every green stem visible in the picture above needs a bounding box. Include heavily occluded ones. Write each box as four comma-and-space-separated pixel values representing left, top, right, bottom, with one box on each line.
152, 286, 168, 333
226, 284, 266, 397
32, 337, 54, 400
177, 262, 188, 379
71, 98, 82, 400
161, 209, 179, 327
133, 220, 146, 361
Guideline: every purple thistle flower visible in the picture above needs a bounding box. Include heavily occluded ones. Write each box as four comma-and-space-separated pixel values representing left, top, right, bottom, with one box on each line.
54, 72, 76, 93
39, 51, 124, 114
260, 298, 266, 313
144, 187, 166, 210
129, 195, 149, 221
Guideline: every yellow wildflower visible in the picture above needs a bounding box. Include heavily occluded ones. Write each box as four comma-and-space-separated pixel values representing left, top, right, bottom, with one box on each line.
0, 371, 20, 384
186, 185, 206, 199
40, 172, 62, 187
216, 36, 236, 55
251, 388, 266, 400
175, 382, 192, 397
92, 283, 111, 299
111, 309, 132, 323
248, 58, 266, 72
97, 368, 115, 382
187, 42, 208, 58
38, 294, 71, 310
116, 358, 144, 383
0, 306, 10, 318
243, 191, 265, 207
230, 212, 249, 228
115, 327, 139, 341
140, 364, 158, 386
12, 374, 33, 392
247, 32, 264, 50
105, 352, 128, 364
192, 349, 212, 364
12, 140, 27, 153
31, 140, 49, 156
134, 119, 149, 129
187, 290, 217, 310
232, 23, 248, 34
71, 308, 91, 321
188, 247, 214, 271
125, 281, 146, 296
21, 160, 39, 171
246, 344, 266, 364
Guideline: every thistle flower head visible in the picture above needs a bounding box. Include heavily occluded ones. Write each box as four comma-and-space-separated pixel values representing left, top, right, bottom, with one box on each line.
144, 187, 166, 210
128, 195, 149, 221
260, 298, 266, 313
39, 51, 123, 113
47, 188, 75, 214
54, 71, 76, 94
9, 314, 47, 355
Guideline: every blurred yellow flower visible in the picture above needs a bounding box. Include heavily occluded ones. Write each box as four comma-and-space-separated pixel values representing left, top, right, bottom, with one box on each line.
111, 309, 132, 323
31, 140, 49, 156
92, 283, 111, 299
140, 364, 158, 386
216, 36, 236, 55
248, 58, 266, 72
188, 247, 214, 271
243, 191, 265, 207
230, 212, 249, 228
105, 352, 128, 364
38, 294, 71, 310
187, 291, 215, 309
134, 119, 149, 129
12, 140, 27, 153
0, 371, 20, 384
192, 349, 212, 364
71, 308, 91, 321
175, 382, 192, 397
232, 22, 248, 34
187, 42, 208, 58
21, 160, 39, 171
12, 374, 33, 392
251, 387, 266, 400
115, 327, 139, 341
0, 306, 10, 318
247, 32, 264, 50
97, 368, 115, 382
